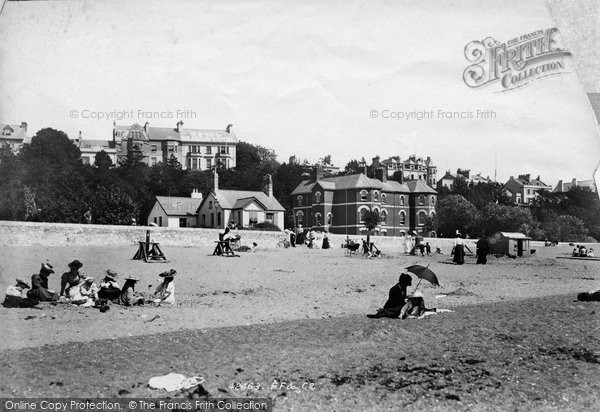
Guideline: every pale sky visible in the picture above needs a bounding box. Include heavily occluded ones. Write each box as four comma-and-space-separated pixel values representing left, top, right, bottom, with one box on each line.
1, 0, 598, 186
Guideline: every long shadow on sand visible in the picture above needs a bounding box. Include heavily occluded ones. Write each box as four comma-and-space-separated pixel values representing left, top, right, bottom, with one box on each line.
1, 295, 599, 411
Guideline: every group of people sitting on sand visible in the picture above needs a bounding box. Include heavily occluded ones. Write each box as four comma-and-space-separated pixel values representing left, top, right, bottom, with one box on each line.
367, 273, 437, 319
572, 245, 594, 257
3, 260, 177, 309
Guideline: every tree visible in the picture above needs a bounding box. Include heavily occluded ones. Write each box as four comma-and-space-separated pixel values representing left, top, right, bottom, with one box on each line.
435, 195, 480, 238
363, 209, 380, 247
342, 159, 363, 175
89, 186, 139, 225
94, 150, 113, 170
478, 203, 538, 238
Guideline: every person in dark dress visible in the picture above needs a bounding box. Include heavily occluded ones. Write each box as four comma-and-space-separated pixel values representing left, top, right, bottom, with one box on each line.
60, 260, 83, 298
98, 270, 121, 300
476, 236, 490, 264
115, 276, 144, 306
27, 263, 59, 302
452, 233, 471, 265
322, 233, 330, 249
367, 273, 413, 318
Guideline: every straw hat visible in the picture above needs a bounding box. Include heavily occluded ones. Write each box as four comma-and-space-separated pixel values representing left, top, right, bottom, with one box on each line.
16, 279, 31, 289
40, 263, 54, 274
84, 276, 95, 283
159, 269, 177, 278
105, 270, 118, 281
124, 275, 140, 282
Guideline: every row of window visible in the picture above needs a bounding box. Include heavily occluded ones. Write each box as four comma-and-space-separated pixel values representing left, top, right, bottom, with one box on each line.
295, 209, 436, 226
144, 144, 230, 154
296, 192, 436, 206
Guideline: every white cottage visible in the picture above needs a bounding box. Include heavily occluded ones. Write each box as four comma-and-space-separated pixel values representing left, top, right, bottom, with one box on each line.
147, 190, 203, 228
196, 172, 285, 230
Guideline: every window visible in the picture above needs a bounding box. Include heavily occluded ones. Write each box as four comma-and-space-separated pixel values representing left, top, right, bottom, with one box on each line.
315, 213, 322, 226
381, 193, 386, 204
158, 216, 163, 226
399, 211, 406, 225
297, 195, 303, 206
191, 145, 197, 153
249, 211, 258, 226
360, 190, 368, 201
168, 145, 174, 153
201, 214, 206, 226
206, 158, 212, 169
217, 212, 221, 226
266, 213, 274, 223
192, 158, 198, 169
418, 195, 425, 205
315, 192, 321, 204
430, 211, 436, 218
206, 146, 212, 154
380, 210, 387, 225
179, 218, 187, 227
373, 191, 379, 202
400, 196, 405, 206
431, 196, 436, 205
211, 214, 215, 227
327, 213, 332, 225
209, 201, 213, 209
151, 144, 157, 152
359, 208, 368, 223
418, 211, 427, 225
296, 211, 304, 226
82, 156, 90, 165
150, 157, 157, 166
153, 217, 157, 224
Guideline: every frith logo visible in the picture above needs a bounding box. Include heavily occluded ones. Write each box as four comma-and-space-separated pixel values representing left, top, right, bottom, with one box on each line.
463, 28, 571, 91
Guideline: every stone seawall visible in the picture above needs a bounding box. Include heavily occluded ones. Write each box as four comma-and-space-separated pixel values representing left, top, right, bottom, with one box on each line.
0, 221, 550, 251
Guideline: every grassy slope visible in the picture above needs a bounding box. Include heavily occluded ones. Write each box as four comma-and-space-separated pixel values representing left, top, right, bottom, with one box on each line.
1, 295, 599, 411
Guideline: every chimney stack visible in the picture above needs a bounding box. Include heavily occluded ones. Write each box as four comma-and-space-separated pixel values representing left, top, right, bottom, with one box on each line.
571, 178, 577, 187
213, 170, 219, 192
191, 188, 203, 199
375, 167, 387, 182
177, 120, 184, 133
226, 124, 233, 133
312, 167, 324, 181
144, 122, 149, 134
264, 174, 274, 197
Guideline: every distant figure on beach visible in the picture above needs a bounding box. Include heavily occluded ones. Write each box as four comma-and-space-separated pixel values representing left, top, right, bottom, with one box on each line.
3, 279, 38, 308
60, 260, 83, 298
425, 242, 431, 256
98, 270, 121, 300
476, 236, 490, 264
572, 248, 579, 257
451, 232, 471, 265
367, 273, 412, 318
27, 263, 59, 302
588, 248, 595, 257
577, 288, 600, 302
289, 228, 296, 247
322, 233, 330, 249
152, 269, 176, 306
84, 209, 92, 224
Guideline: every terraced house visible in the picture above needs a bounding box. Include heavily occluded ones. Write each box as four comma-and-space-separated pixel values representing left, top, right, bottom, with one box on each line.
112, 121, 238, 170
291, 169, 437, 236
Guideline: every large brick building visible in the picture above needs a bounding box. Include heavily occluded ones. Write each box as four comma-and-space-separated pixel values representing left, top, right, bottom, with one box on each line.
291, 169, 437, 236
112, 121, 238, 170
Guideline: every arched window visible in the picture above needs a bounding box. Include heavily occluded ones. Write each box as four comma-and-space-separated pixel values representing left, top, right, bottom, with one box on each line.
418, 211, 427, 225
327, 213, 333, 225
399, 211, 406, 225
380, 210, 387, 225
297, 195, 303, 206
315, 191, 321, 204
296, 211, 304, 225
358, 207, 369, 223
360, 190, 368, 201
381, 193, 387, 204
431, 196, 436, 205
418, 195, 425, 205
400, 196, 405, 206
315, 213, 322, 226
373, 191, 379, 202
430, 211, 436, 218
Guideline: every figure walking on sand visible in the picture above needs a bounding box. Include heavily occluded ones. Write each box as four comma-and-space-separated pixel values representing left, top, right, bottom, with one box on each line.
476, 236, 490, 264
451, 232, 471, 265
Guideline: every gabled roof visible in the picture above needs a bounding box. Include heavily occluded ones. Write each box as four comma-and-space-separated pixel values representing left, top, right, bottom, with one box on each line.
1, 123, 27, 140
232, 197, 268, 210
208, 189, 285, 212
406, 179, 437, 193
291, 173, 435, 194
155, 196, 203, 216
499, 232, 530, 239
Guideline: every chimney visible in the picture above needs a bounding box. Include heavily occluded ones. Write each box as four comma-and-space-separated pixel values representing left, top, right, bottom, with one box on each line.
144, 122, 149, 134
78, 130, 82, 141
375, 167, 387, 182
312, 167, 324, 181
20, 122, 27, 131
213, 170, 219, 192
191, 188, 203, 199
264, 174, 274, 197
399, 170, 404, 184
571, 178, 577, 187
177, 120, 184, 133
226, 124, 233, 133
